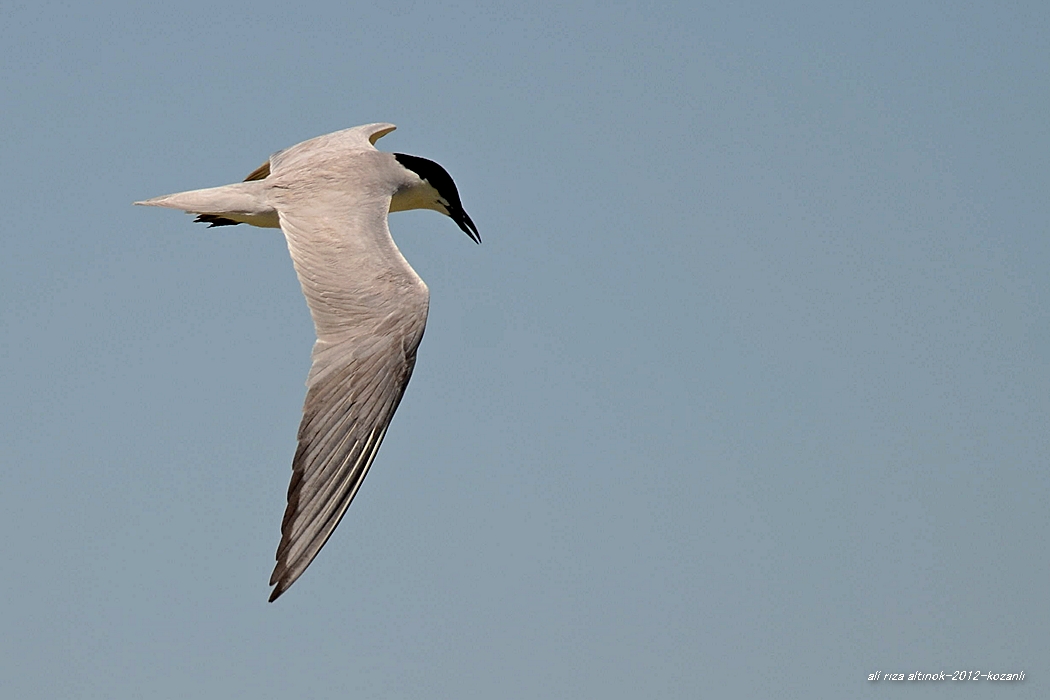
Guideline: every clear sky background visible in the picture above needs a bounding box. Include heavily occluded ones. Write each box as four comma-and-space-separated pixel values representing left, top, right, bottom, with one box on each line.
2, 2, 1047, 698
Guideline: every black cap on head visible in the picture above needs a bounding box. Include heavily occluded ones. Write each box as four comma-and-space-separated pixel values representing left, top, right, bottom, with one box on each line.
394, 153, 481, 243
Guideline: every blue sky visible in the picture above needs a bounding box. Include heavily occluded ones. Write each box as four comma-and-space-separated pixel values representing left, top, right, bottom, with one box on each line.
2, 1, 1048, 698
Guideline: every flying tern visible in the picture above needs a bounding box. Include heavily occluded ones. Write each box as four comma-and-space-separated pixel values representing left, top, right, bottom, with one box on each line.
135, 123, 479, 601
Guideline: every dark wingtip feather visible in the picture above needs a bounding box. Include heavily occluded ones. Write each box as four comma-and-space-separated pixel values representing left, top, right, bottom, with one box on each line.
243, 160, 271, 182
194, 214, 242, 227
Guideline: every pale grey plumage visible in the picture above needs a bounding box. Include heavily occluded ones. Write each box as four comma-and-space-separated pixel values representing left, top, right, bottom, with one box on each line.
135, 124, 478, 601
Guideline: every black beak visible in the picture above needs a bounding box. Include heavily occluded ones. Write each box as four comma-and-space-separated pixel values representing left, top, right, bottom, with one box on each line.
451, 206, 481, 244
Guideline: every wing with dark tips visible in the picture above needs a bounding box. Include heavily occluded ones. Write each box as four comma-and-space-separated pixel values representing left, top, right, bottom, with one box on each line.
268, 205, 429, 601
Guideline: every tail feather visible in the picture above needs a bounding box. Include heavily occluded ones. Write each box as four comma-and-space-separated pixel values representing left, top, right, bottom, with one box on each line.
134, 181, 279, 228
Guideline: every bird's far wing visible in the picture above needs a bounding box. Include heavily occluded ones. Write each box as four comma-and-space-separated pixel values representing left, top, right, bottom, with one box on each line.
243, 161, 271, 181
268, 208, 428, 601
268, 123, 397, 176
240, 124, 395, 183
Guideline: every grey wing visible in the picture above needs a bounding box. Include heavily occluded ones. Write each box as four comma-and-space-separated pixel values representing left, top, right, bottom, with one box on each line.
268, 329, 423, 601
268, 201, 429, 601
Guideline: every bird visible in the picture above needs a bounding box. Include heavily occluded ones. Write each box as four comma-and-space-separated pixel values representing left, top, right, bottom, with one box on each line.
135, 123, 480, 601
